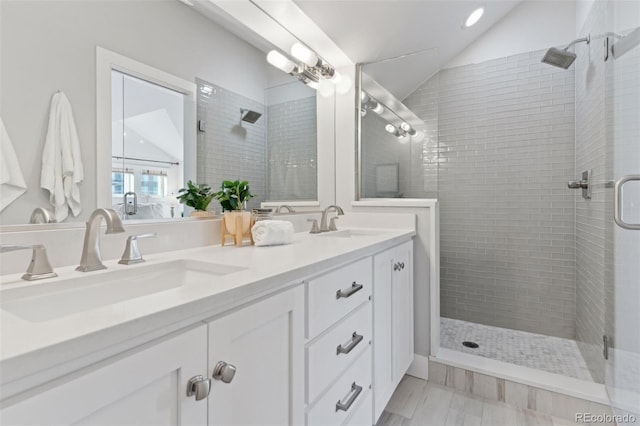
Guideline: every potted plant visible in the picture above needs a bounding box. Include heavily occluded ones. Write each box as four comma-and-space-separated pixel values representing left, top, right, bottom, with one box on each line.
176, 181, 216, 217
214, 180, 255, 234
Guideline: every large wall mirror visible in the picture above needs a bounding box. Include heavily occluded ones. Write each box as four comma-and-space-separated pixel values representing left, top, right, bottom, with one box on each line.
357, 48, 439, 200
0, 0, 328, 227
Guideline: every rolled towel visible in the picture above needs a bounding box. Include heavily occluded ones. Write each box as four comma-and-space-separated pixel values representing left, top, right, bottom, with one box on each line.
251, 220, 294, 247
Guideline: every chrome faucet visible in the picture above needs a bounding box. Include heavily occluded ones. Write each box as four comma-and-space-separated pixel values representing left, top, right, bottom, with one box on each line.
29, 207, 55, 224
0, 244, 58, 281
76, 208, 125, 272
319, 205, 344, 232
275, 205, 295, 214
119, 233, 157, 265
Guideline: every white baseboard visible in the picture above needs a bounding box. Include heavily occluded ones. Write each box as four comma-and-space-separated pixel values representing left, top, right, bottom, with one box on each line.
407, 354, 429, 380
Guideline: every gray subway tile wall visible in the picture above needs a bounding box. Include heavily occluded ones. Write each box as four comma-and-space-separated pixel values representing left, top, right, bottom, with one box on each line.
196, 79, 266, 212
267, 96, 317, 201
420, 50, 578, 339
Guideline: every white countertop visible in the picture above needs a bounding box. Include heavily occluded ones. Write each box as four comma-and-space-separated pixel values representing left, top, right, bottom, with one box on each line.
0, 226, 414, 388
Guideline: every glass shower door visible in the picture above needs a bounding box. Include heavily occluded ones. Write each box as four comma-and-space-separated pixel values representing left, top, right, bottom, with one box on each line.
603, 3, 640, 418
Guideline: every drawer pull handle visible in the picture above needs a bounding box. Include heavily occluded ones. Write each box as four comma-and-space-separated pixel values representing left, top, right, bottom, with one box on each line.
337, 332, 364, 355
335, 382, 363, 412
336, 282, 363, 299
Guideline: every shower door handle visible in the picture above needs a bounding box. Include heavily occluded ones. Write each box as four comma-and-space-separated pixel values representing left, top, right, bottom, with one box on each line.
614, 175, 640, 230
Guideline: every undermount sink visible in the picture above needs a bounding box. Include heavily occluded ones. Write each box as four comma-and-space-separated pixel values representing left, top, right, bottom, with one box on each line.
1, 260, 243, 323
318, 229, 385, 238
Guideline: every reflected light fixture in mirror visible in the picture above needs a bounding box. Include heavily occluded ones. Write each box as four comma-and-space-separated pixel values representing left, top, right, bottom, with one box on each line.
361, 91, 385, 115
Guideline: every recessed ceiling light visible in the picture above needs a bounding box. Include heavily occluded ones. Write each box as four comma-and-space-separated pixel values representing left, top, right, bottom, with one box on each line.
465, 7, 484, 28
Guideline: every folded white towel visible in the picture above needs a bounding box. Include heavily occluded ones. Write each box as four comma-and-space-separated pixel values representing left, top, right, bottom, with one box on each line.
251, 220, 294, 247
41, 91, 84, 222
0, 117, 28, 211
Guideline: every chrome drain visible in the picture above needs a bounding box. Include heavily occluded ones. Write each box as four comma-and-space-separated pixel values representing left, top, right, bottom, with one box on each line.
462, 341, 479, 349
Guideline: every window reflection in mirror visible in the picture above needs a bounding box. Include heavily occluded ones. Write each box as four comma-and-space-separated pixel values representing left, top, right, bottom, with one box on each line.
110, 71, 185, 220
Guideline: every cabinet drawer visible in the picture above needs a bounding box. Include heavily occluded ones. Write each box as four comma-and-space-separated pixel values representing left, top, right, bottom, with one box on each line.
342, 388, 372, 426
307, 257, 372, 338
306, 346, 372, 426
307, 301, 372, 403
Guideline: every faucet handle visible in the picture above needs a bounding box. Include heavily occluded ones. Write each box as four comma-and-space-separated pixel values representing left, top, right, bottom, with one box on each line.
307, 219, 320, 234
329, 216, 339, 231
118, 233, 157, 265
0, 244, 58, 281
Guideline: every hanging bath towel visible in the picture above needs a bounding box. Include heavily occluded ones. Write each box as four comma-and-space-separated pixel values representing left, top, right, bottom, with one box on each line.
41, 91, 84, 222
0, 117, 28, 211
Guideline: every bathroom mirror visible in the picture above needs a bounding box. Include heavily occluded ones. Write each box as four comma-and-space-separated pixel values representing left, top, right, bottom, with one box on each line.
0, 0, 325, 226
357, 48, 439, 199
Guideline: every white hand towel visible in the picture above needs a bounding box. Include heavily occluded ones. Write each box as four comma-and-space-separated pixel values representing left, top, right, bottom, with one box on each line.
251, 220, 294, 247
41, 92, 84, 222
0, 117, 28, 211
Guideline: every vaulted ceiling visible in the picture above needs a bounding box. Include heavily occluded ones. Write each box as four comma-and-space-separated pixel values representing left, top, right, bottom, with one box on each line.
293, 0, 523, 99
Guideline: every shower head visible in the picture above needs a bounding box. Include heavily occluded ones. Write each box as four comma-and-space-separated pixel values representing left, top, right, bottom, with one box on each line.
240, 108, 262, 124
541, 47, 577, 69
541, 34, 590, 69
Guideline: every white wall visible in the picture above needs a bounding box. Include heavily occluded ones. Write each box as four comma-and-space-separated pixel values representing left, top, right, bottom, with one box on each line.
0, 0, 269, 225
445, 0, 577, 68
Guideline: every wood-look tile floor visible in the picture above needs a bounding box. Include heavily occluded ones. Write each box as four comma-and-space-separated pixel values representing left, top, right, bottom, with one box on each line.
376, 376, 580, 426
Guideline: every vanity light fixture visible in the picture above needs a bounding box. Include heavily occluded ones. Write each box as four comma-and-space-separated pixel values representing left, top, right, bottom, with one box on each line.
266, 50, 298, 74
400, 122, 417, 136
361, 91, 385, 114
290, 43, 336, 79
385, 124, 407, 138
267, 44, 338, 90
464, 7, 484, 28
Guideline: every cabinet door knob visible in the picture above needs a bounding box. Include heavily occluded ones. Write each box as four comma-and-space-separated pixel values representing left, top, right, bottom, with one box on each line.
213, 361, 237, 383
187, 375, 211, 401
400, 262, 405, 270
393, 262, 399, 271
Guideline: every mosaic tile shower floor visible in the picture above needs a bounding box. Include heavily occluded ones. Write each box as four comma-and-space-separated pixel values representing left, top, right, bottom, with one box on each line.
440, 318, 594, 382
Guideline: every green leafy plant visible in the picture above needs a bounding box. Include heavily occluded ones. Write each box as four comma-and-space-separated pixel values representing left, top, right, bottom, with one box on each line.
213, 180, 256, 211
176, 181, 215, 211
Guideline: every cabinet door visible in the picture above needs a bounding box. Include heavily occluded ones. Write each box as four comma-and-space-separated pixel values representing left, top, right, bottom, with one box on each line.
392, 241, 414, 380
1, 325, 208, 426
373, 247, 394, 422
372, 241, 414, 423
207, 286, 304, 426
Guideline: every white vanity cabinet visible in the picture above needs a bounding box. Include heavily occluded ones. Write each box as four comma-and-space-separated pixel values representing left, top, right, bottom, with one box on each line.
1, 324, 209, 426
0, 233, 415, 426
373, 240, 414, 422
207, 286, 305, 425
305, 257, 374, 426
